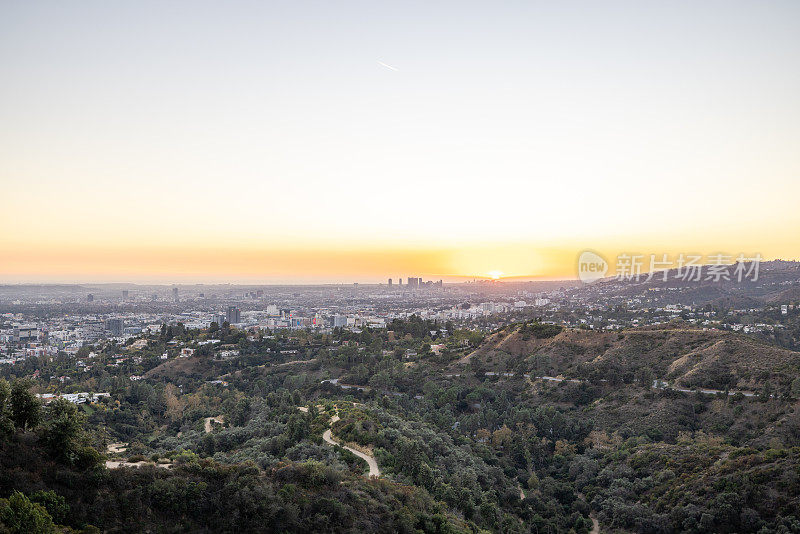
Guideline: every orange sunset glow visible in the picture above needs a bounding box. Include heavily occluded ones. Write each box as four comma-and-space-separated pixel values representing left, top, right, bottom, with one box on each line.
1, 2, 799, 283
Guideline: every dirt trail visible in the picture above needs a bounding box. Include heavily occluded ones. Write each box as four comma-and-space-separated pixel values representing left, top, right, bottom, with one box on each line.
204, 416, 225, 433
222, 358, 318, 379
322, 412, 381, 478
590, 514, 600, 534
275, 358, 317, 367
105, 460, 171, 470
456, 329, 517, 365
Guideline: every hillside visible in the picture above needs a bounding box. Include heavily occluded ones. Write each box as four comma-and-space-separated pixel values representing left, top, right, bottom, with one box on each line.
456, 321, 800, 393
0, 384, 474, 534
582, 260, 800, 306
4, 316, 800, 534
0, 435, 474, 533
144, 354, 220, 381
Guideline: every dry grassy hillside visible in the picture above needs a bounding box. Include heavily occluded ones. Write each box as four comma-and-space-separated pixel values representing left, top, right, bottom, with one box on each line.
144, 355, 218, 381
458, 322, 800, 392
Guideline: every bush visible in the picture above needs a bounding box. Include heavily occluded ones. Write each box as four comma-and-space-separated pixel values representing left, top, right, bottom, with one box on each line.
0, 491, 56, 533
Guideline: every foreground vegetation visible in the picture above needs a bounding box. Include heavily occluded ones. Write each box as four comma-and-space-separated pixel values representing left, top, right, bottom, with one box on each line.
2, 318, 800, 532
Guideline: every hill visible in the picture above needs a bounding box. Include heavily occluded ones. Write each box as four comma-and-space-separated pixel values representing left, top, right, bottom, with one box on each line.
144, 354, 220, 381
457, 321, 800, 393
576, 260, 800, 308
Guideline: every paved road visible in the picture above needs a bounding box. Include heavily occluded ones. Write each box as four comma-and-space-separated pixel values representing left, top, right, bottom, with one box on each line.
322, 413, 381, 478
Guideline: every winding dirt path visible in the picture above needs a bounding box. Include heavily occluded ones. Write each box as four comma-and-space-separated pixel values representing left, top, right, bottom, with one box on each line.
105, 440, 172, 469
322, 413, 381, 478
204, 416, 225, 433
275, 358, 318, 367
105, 460, 171, 470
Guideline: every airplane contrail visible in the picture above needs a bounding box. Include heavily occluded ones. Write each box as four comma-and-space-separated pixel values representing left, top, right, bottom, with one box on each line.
377, 61, 398, 71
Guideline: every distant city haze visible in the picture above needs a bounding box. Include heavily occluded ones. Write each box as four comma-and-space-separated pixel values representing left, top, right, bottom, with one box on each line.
1, 1, 799, 283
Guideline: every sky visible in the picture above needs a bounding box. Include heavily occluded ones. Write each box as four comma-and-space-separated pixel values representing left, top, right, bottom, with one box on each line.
1, 1, 799, 283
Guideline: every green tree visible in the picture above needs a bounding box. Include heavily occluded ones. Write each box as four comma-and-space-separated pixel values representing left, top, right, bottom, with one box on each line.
41, 398, 84, 463
635, 367, 655, 389
0, 379, 10, 409
0, 491, 57, 534
287, 412, 310, 442
790, 377, 800, 399
10, 380, 41, 431
229, 398, 251, 426
0, 378, 13, 438
28, 491, 68, 525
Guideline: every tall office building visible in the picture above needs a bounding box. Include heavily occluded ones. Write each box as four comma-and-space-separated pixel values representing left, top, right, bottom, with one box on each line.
172, 287, 179, 302
388, 278, 392, 286
13, 325, 38, 343
87, 293, 94, 302
105, 318, 124, 336
226, 306, 241, 324
122, 290, 129, 300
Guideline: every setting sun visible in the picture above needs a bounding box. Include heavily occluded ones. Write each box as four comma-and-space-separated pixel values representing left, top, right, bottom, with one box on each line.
487, 270, 504, 280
